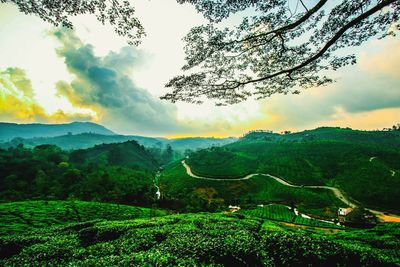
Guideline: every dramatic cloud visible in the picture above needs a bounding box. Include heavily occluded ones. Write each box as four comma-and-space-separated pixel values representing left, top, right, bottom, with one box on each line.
0, 67, 91, 123
53, 29, 186, 135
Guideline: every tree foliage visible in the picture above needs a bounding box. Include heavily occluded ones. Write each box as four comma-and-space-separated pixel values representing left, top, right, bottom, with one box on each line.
163, 0, 400, 105
1, 0, 145, 45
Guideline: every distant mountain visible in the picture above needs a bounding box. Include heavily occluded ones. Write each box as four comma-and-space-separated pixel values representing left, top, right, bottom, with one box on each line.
0, 122, 115, 141
169, 137, 238, 151
0, 132, 237, 152
0, 133, 165, 150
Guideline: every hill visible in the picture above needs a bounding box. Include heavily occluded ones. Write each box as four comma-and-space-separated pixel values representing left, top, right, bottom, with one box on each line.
168, 137, 238, 152
0, 122, 115, 141
159, 161, 343, 217
0, 133, 165, 150
0, 132, 237, 152
242, 127, 400, 148
69, 141, 159, 171
182, 140, 400, 213
1, 212, 398, 266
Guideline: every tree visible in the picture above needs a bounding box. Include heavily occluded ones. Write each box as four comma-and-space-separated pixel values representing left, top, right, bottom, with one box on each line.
1, 0, 145, 45
162, 0, 400, 105
163, 144, 174, 163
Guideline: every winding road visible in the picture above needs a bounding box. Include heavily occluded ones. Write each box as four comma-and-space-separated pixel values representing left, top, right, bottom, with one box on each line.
182, 160, 356, 208
182, 160, 400, 222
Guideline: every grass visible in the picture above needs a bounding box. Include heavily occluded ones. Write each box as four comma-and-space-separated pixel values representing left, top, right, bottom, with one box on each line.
0, 200, 166, 236
0, 212, 398, 266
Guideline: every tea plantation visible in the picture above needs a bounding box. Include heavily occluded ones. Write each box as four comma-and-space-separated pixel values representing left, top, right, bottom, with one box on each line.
0, 200, 166, 236
1, 213, 399, 266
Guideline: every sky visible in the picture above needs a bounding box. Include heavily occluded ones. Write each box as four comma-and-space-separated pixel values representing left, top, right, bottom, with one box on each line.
0, 0, 399, 137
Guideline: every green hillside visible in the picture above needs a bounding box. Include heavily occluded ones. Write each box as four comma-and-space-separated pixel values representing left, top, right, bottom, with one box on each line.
242, 127, 400, 148
159, 161, 343, 217
183, 140, 400, 212
0, 200, 166, 236
70, 140, 159, 171
1, 212, 398, 266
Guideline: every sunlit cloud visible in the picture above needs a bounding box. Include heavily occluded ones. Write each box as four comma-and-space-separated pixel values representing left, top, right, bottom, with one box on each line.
0, 67, 94, 123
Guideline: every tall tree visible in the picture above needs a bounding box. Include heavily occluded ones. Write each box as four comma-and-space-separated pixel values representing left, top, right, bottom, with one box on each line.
0, 0, 145, 45
162, 0, 400, 105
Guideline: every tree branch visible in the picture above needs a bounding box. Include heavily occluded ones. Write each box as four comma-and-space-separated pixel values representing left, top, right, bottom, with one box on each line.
225, 0, 328, 46
299, 0, 309, 12
223, 0, 396, 89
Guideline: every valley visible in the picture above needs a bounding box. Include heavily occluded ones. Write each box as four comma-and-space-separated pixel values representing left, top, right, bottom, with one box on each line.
0, 125, 399, 266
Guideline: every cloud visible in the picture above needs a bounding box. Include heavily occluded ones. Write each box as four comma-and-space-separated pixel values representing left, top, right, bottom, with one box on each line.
52, 29, 186, 135
0, 67, 91, 123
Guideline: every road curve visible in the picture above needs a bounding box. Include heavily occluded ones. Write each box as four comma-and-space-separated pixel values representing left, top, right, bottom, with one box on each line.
182, 160, 357, 208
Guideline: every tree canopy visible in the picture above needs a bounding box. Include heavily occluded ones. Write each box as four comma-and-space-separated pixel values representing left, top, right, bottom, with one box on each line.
162, 0, 400, 105
1, 0, 145, 45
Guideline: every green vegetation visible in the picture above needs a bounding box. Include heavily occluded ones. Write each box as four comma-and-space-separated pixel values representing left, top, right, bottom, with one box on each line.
0, 126, 399, 265
1, 213, 398, 266
70, 141, 158, 171
184, 139, 400, 212
243, 127, 400, 148
0, 142, 157, 205
0, 200, 166, 236
159, 162, 342, 217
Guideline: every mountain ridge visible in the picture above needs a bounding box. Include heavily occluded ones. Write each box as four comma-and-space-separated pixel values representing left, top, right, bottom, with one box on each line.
0, 121, 115, 141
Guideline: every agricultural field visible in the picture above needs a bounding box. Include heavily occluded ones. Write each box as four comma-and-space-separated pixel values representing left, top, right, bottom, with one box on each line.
1, 212, 398, 266
0, 200, 166, 236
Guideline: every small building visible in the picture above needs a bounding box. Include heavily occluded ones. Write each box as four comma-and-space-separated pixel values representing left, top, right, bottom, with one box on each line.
228, 205, 241, 213
338, 207, 353, 223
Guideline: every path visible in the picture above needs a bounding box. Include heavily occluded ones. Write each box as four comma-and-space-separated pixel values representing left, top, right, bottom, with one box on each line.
369, 156, 396, 177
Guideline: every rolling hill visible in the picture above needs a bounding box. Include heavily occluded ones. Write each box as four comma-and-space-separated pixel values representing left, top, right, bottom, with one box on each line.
242, 127, 400, 148
0, 132, 237, 152
69, 140, 159, 171
181, 139, 400, 213
0, 122, 115, 141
